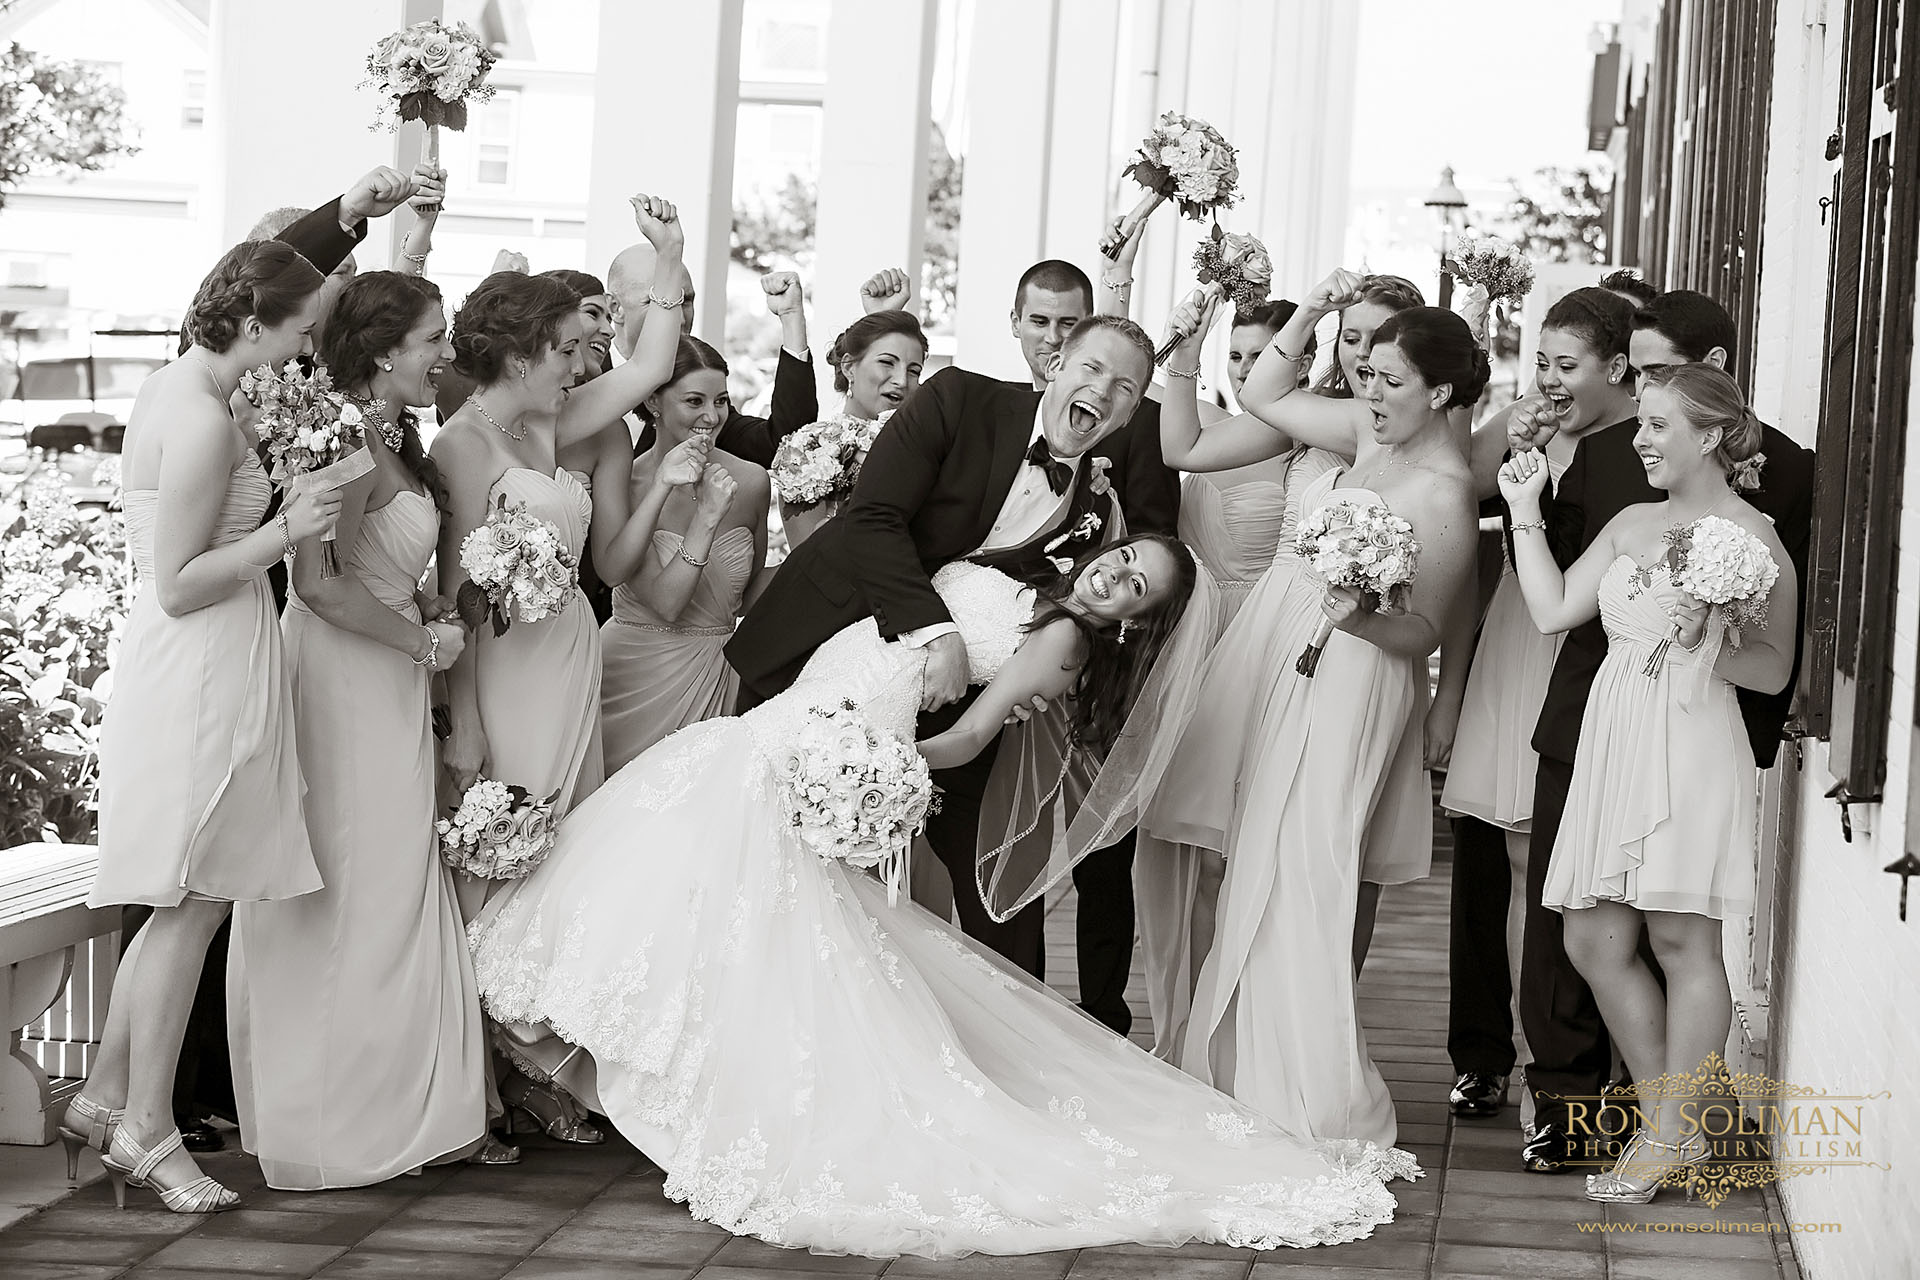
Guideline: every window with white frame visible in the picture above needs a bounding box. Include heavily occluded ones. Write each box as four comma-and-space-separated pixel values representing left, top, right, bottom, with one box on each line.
182, 69, 207, 128
472, 91, 519, 189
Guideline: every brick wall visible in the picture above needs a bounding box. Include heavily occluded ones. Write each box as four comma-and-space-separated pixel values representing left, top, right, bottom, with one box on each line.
1747, 3, 1920, 1276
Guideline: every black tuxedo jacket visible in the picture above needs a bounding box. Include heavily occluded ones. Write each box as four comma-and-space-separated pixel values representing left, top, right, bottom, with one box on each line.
635, 347, 818, 469
277, 197, 366, 277
1530, 418, 1815, 769
727, 367, 1114, 698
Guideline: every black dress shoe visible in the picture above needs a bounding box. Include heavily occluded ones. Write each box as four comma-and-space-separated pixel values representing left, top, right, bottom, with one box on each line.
1521, 1121, 1577, 1173
178, 1117, 225, 1154
1449, 1072, 1508, 1118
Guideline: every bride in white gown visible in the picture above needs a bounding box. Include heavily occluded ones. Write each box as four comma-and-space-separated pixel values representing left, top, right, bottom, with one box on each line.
468, 535, 1419, 1258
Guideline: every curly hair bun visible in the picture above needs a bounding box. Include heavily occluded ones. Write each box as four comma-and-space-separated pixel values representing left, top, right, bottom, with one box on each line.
183, 239, 324, 354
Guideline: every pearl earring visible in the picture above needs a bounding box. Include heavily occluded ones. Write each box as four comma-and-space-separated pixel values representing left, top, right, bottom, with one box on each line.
381, 361, 394, 372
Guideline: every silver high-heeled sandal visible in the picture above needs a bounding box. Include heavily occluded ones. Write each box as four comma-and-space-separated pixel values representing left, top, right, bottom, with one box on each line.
1584, 1130, 1709, 1204
56, 1095, 124, 1183
100, 1127, 239, 1214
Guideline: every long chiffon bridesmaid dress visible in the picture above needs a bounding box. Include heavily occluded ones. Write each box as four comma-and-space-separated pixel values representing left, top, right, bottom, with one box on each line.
230, 488, 487, 1188
599, 526, 752, 773
94, 452, 319, 908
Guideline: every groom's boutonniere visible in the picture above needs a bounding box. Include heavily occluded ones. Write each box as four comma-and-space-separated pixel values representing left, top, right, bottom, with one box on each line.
1087, 456, 1114, 497
1044, 510, 1104, 574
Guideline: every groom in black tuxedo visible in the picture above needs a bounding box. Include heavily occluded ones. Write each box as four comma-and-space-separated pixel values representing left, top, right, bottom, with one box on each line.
1516, 290, 1813, 1172
728, 316, 1158, 987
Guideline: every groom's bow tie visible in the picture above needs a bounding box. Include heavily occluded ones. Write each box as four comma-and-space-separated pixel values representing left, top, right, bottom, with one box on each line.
1025, 437, 1075, 495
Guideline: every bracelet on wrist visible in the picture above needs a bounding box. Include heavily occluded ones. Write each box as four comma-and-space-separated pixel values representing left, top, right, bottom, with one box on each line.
1102, 277, 1134, 292
678, 545, 710, 568
1510, 518, 1546, 535
402, 250, 429, 264
412, 625, 439, 667
1164, 363, 1202, 380
1270, 342, 1307, 363
277, 510, 297, 562
649, 287, 686, 310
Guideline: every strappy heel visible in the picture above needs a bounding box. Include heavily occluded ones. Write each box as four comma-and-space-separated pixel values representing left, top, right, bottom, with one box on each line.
503, 1074, 605, 1145
55, 1095, 124, 1183
100, 1127, 239, 1214
1584, 1130, 1710, 1204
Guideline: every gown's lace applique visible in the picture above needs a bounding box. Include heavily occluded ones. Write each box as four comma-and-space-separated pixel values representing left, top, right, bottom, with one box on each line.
673, 1128, 770, 1226
1082, 1127, 1141, 1168
1101, 1171, 1176, 1218
939, 1044, 986, 1099
813, 924, 839, 961
1207, 1111, 1258, 1146
934, 928, 1023, 991
635, 726, 725, 813
720, 894, 750, 960
1048, 1095, 1088, 1122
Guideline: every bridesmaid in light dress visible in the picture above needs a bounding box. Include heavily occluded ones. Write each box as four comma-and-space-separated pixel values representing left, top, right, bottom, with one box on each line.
229, 273, 491, 1187
1134, 299, 1338, 1060
1499, 363, 1795, 1203
1150, 290, 1480, 1148
66, 241, 340, 1213
433, 195, 692, 1145
599, 338, 768, 772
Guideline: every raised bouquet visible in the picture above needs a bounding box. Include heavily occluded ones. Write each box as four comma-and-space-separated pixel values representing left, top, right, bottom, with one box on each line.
239, 361, 374, 578
1293, 494, 1422, 677
437, 775, 559, 880
1101, 111, 1241, 259
364, 18, 498, 171
769, 412, 889, 512
1444, 233, 1534, 303
1156, 227, 1273, 361
455, 493, 578, 636
1626, 514, 1780, 675
770, 700, 935, 903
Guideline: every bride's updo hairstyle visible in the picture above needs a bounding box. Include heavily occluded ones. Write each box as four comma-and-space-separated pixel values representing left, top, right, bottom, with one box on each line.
450, 271, 579, 386
1637, 362, 1766, 487
827, 311, 928, 394
637, 337, 729, 428
321, 271, 445, 507
182, 239, 325, 353
1029, 533, 1199, 754
1368, 307, 1492, 409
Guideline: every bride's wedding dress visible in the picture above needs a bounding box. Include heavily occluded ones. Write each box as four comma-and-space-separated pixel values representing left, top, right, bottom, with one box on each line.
468, 562, 1417, 1258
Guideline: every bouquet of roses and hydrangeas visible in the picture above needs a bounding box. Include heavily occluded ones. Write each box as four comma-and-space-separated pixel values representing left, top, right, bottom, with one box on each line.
769, 412, 890, 511
437, 775, 559, 879
1101, 111, 1241, 259
364, 18, 496, 134
1627, 514, 1780, 675
1156, 227, 1273, 361
239, 361, 373, 578
1444, 233, 1535, 302
770, 700, 934, 903
1292, 494, 1422, 677
456, 494, 578, 636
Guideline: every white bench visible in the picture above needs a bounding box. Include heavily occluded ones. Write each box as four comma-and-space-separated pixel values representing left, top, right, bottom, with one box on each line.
0, 843, 118, 1145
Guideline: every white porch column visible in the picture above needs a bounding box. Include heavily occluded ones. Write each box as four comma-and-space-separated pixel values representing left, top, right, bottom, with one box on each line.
585, 0, 743, 348
1039, 0, 1121, 271
952, 0, 1060, 379
207, 0, 438, 265
814, 0, 937, 374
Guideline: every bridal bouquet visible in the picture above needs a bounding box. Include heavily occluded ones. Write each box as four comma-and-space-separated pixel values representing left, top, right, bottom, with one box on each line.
1627, 514, 1779, 675
1443, 233, 1535, 303
364, 18, 497, 169
769, 412, 889, 511
456, 494, 578, 636
1293, 495, 1422, 677
1102, 111, 1241, 259
239, 361, 373, 578
437, 775, 560, 879
1155, 227, 1273, 361
771, 700, 934, 901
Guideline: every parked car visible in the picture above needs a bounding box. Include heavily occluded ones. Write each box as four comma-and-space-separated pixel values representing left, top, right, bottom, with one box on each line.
0, 354, 164, 439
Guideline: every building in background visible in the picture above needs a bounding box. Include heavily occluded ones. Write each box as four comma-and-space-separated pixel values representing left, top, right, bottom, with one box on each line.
1595, 1, 1915, 1274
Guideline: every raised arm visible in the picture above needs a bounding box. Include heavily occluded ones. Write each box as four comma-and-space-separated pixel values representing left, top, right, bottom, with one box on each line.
555, 195, 686, 447
1156, 293, 1298, 472
1498, 449, 1618, 634
759, 271, 818, 449
917, 617, 1087, 770
391, 164, 445, 278
1234, 269, 1372, 457
1094, 216, 1146, 318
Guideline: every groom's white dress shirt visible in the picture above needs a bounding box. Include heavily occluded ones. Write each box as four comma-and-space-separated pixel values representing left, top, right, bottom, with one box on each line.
900, 403, 1078, 649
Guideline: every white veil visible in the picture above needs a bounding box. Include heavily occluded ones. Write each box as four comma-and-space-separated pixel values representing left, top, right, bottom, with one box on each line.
974, 560, 1223, 922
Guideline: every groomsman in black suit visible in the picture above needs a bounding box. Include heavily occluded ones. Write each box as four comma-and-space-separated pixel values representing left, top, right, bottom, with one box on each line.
728, 316, 1157, 995
1516, 290, 1814, 1173
149, 168, 422, 1153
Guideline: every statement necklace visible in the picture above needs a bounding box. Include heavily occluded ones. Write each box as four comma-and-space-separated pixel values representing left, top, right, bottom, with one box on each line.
346, 391, 401, 453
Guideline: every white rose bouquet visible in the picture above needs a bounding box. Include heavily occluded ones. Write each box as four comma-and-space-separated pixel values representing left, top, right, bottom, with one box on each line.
770, 700, 935, 902
436, 775, 559, 880
239, 361, 373, 578
1292, 494, 1422, 677
1155, 228, 1273, 361
1443, 233, 1535, 303
364, 18, 498, 170
1102, 111, 1241, 259
456, 494, 578, 636
1627, 514, 1780, 675
769, 412, 888, 511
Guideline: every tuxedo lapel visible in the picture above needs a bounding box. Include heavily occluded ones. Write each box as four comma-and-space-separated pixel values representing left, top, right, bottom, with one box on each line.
975, 385, 1043, 544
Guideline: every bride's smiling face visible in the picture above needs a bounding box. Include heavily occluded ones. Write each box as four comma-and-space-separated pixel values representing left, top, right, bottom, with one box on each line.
1071, 540, 1180, 622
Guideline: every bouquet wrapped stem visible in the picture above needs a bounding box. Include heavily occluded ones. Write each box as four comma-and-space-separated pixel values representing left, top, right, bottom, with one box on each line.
1100, 190, 1168, 260
1292, 494, 1423, 679
1102, 111, 1241, 261
1297, 617, 1336, 677
1155, 228, 1273, 362
1625, 515, 1780, 680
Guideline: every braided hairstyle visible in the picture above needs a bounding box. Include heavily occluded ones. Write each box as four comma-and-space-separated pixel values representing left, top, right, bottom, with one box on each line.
182, 239, 325, 354
1026, 533, 1199, 755
449, 271, 580, 386
539, 268, 606, 300
320, 271, 446, 509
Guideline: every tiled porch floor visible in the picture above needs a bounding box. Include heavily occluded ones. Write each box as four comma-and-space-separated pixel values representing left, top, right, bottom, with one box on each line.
0, 845, 1806, 1280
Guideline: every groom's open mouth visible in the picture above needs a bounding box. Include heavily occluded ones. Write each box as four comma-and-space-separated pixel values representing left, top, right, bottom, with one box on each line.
1068, 399, 1104, 436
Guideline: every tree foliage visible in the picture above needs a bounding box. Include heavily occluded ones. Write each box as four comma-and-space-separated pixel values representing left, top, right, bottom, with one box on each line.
0, 26, 139, 209
1504, 163, 1609, 264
